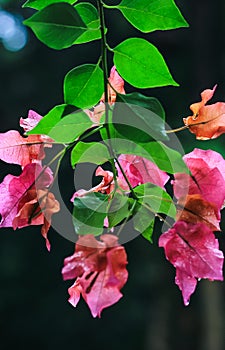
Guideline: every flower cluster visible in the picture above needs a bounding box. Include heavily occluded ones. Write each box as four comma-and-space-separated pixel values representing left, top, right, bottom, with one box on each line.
0, 110, 60, 250
1, 66, 225, 317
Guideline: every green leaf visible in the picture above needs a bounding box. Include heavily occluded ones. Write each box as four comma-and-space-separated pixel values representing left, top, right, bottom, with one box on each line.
118, 0, 188, 33
133, 183, 176, 241
134, 183, 176, 218
133, 207, 155, 243
73, 3, 101, 44
64, 64, 104, 108
101, 134, 187, 173
113, 38, 178, 88
107, 193, 130, 228
112, 93, 168, 142
141, 141, 188, 173
71, 141, 111, 167
23, 0, 77, 10
100, 109, 124, 141
73, 192, 108, 236
119, 92, 165, 120
28, 104, 92, 143
23, 3, 87, 50
141, 219, 155, 243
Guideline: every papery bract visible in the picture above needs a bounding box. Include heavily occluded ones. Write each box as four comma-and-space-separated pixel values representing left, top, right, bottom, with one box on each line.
0, 163, 53, 227
20, 109, 43, 132
71, 166, 127, 202
177, 194, 220, 231
108, 65, 125, 103
85, 66, 125, 124
62, 234, 128, 318
84, 103, 105, 125
0, 130, 48, 167
173, 148, 225, 211
159, 221, 224, 306
13, 189, 60, 251
71, 166, 114, 202
101, 65, 125, 104
117, 154, 169, 189
184, 85, 225, 139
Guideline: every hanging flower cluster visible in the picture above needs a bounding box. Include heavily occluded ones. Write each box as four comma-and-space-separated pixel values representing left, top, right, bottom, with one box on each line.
0, 0, 224, 318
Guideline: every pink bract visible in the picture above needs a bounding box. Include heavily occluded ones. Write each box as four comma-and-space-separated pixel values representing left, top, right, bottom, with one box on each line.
173, 148, 225, 211
20, 109, 43, 132
117, 154, 169, 189
0, 130, 47, 167
0, 163, 53, 227
159, 221, 224, 306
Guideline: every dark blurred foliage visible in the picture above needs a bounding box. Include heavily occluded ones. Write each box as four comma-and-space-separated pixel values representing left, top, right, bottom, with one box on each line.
0, 0, 225, 350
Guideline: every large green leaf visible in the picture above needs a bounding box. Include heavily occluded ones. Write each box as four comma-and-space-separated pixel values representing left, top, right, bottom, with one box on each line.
73, 192, 108, 235
118, 0, 188, 33
23, 0, 77, 10
71, 141, 111, 167
113, 38, 178, 88
141, 141, 187, 173
112, 93, 168, 142
64, 64, 104, 108
118, 92, 165, 120
27, 104, 92, 143
101, 134, 187, 174
23, 3, 86, 49
73, 3, 101, 44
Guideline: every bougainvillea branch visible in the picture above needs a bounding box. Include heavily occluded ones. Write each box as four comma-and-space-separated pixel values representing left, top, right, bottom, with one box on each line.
0, 0, 224, 317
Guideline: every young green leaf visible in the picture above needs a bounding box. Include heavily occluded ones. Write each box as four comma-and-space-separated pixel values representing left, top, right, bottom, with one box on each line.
71, 141, 111, 167
73, 192, 108, 236
73, 3, 101, 44
23, 0, 77, 10
112, 93, 168, 142
141, 219, 155, 243
28, 104, 92, 143
64, 64, 104, 109
133, 206, 155, 243
134, 183, 176, 218
132, 183, 175, 241
107, 193, 130, 228
113, 38, 178, 88
118, 0, 188, 33
23, 3, 86, 49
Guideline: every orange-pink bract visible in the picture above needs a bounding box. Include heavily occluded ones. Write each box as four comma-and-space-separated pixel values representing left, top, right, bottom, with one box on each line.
62, 234, 128, 318
183, 85, 225, 139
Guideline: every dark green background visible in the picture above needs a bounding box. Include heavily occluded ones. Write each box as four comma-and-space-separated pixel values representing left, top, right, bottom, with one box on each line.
0, 1, 224, 349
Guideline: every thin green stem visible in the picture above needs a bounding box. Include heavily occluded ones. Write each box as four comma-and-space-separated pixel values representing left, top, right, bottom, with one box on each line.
97, 0, 109, 120
79, 125, 103, 141
166, 125, 189, 133
44, 147, 66, 169
105, 42, 114, 52
97, 0, 118, 188
115, 157, 138, 200
141, 202, 171, 228
101, 2, 118, 9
